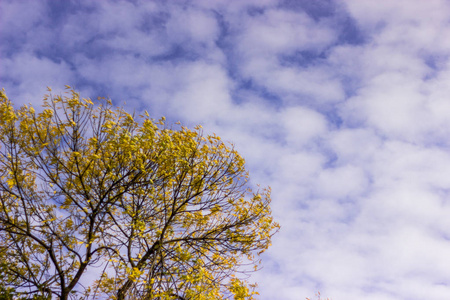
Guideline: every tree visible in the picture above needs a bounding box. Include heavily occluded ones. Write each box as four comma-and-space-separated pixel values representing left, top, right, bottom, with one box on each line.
0, 87, 279, 300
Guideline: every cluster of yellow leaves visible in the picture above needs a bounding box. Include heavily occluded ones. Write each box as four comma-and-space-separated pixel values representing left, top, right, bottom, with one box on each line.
228, 277, 259, 300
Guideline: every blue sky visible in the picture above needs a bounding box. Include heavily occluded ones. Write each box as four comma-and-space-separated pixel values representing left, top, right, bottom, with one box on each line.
2, 0, 450, 299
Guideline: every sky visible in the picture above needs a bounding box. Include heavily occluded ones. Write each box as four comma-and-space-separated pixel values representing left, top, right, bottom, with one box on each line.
2, 0, 450, 299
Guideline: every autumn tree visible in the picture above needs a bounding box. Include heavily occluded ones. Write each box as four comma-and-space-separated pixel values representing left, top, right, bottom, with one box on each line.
0, 87, 279, 300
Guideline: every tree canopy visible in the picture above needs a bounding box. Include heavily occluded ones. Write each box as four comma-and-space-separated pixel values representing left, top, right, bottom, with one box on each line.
0, 87, 279, 300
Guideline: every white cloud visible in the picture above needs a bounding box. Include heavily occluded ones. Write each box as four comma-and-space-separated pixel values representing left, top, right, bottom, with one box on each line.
282, 106, 328, 146
1, 52, 74, 105
0, 0, 45, 38
166, 61, 233, 121
231, 7, 344, 104
166, 6, 220, 46
344, 0, 450, 43
341, 72, 429, 141
236, 9, 336, 55
313, 165, 368, 199
328, 128, 382, 164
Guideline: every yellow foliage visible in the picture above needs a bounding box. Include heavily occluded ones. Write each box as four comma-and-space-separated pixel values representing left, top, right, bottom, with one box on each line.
0, 87, 279, 300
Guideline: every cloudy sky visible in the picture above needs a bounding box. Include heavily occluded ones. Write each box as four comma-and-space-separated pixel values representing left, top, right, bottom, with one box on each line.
3, 0, 450, 299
